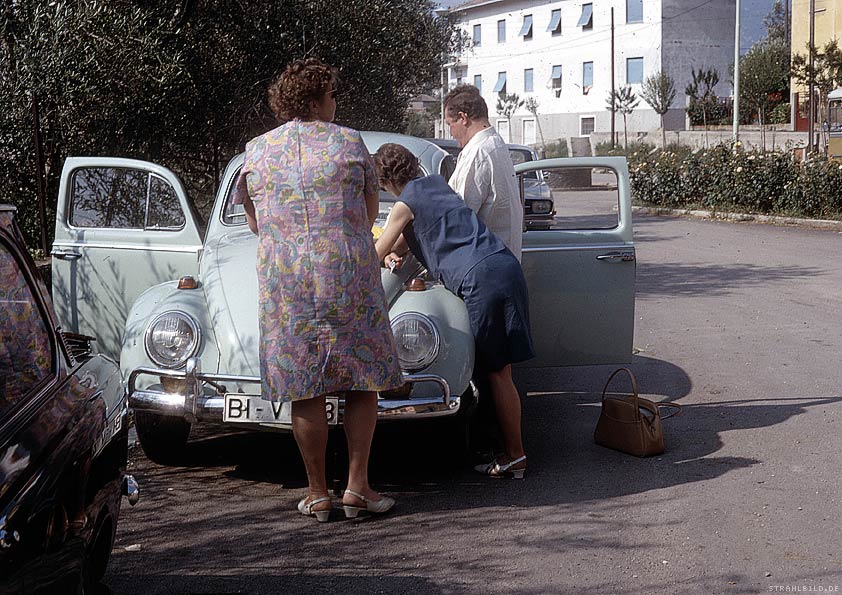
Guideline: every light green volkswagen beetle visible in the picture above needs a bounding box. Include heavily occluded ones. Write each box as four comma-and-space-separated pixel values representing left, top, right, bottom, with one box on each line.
51, 131, 636, 464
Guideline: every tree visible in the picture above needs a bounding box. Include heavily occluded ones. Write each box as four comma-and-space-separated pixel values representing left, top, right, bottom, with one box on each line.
641, 71, 676, 148
685, 67, 720, 145
739, 39, 790, 149
763, 0, 790, 50
0, 0, 457, 250
605, 86, 639, 149
523, 97, 546, 152
496, 91, 524, 131
792, 40, 842, 150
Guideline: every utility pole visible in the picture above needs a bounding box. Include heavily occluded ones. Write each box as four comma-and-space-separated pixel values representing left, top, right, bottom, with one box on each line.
610, 7, 616, 148
732, 0, 741, 141
808, 0, 816, 153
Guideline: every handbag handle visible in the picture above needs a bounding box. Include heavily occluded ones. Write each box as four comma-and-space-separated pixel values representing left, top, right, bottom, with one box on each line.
602, 368, 683, 421
602, 367, 641, 422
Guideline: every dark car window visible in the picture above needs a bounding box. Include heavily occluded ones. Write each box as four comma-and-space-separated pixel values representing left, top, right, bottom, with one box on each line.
0, 240, 54, 419
70, 167, 185, 230
508, 148, 539, 179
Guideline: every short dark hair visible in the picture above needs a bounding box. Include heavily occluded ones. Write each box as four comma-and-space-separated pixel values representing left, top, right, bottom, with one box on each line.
443, 84, 488, 120
267, 57, 339, 121
374, 143, 420, 190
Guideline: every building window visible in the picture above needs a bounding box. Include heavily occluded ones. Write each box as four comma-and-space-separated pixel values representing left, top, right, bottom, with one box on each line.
474, 74, 482, 93
626, 0, 643, 23
493, 71, 507, 94
577, 3, 593, 30
519, 14, 533, 40
524, 68, 534, 92
582, 61, 593, 91
451, 65, 467, 85
473, 24, 482, 46
522, 119, 536, 145
551, 65, 563, 90
581, 116, 595, 135
548, 9, 562, 35
497, 119, 511, 142
626, 57, 643, 84
497, 19, 506, 43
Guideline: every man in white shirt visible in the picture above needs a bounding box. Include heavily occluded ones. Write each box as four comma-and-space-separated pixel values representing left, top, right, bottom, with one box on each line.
444, 84, 522, 260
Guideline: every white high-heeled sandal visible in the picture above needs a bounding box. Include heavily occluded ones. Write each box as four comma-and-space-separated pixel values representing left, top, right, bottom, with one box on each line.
474, 455, 527, 479
297, 496, 332, 523
342, 489, 396, 518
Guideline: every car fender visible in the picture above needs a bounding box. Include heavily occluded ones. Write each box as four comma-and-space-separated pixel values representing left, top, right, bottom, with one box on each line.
120, 281, 220, 389
388, 284, 474, 399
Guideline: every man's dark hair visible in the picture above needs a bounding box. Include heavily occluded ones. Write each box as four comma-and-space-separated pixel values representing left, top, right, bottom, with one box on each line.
443, 84, 488, 120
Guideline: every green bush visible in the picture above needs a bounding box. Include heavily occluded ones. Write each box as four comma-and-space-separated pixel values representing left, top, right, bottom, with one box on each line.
629, 142, 842, 220
543, 138, 569, 158
594, 141, 656, 157
769, 102, 790, 125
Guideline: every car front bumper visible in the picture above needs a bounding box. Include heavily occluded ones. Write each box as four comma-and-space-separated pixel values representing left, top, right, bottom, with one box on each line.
127, 357, 460, 427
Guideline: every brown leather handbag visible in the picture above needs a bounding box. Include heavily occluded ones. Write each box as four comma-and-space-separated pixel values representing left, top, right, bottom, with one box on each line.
594, 368, 681, 457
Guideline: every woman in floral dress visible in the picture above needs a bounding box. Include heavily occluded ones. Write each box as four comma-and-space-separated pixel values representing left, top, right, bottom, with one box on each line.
234, 58, 403, 521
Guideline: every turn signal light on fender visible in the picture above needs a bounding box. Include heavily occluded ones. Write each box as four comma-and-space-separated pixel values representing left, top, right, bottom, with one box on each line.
177, 276, 198, 289
405, 277, 426, 292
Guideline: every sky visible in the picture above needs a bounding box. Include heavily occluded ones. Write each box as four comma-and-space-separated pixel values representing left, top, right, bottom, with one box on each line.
436, 0, 778, 54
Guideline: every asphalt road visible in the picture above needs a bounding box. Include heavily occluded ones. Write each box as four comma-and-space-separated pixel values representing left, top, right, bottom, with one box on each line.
104, 214, 842, 594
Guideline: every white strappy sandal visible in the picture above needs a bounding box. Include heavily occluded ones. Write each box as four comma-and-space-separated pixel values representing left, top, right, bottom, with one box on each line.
474, 455, 527, 479
297, 496, 332, 523
342, 489, 396, 519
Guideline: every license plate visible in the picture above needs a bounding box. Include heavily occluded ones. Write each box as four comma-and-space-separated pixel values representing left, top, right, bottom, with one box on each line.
223, 394, 340, 426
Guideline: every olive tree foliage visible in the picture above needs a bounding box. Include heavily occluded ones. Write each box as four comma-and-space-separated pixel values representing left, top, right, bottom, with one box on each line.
640, 71, 676, 149
605, 86, 639, 150
496, 92, 524, 126
0, 0, 456, 249
738, 38, 790, 148
792, 40, 842, 149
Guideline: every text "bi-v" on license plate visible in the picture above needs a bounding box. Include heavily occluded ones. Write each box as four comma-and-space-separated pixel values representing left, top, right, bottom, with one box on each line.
223, 394, 340, 426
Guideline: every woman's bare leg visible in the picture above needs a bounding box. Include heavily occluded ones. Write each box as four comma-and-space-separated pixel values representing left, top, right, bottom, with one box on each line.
342, 390, 384, 503
291, 395, 331, 509
487, 364, 526, 464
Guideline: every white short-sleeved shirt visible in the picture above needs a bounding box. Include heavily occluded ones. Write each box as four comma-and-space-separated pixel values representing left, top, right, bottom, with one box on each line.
448, 126, 522, 260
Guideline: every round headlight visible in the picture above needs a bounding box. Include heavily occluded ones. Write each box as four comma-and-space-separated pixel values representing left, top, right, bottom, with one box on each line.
144, 311, 201, 368
390, 312, 440, 372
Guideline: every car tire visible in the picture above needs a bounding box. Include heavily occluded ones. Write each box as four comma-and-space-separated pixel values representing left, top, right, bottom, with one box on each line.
84, 511, 115, 588
439, 386, 478, 468
134, 412, 191, 465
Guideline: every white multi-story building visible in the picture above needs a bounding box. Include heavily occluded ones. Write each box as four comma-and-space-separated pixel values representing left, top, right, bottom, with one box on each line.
446, 0, 737, 146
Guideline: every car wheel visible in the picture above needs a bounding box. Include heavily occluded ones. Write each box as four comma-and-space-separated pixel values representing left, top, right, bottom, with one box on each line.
439, 385, 478, 468
84, 512, 115, 588
134, 411, 191, 465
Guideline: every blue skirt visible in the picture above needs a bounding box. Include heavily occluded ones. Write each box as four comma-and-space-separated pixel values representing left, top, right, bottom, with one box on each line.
458, 251, 535, 372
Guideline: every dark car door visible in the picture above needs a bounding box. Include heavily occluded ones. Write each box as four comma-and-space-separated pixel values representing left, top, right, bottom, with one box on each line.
0, 224, 107, 593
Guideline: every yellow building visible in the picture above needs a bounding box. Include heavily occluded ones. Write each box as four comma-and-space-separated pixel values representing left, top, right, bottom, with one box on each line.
792, 0, 842, 132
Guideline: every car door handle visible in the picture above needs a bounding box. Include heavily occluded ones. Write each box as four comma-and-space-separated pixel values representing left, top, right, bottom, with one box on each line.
51, 248, 81, 261
596, 251, 635, 262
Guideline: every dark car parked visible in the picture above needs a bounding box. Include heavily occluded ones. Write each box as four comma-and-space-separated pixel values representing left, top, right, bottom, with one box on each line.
429, 138, 555, 229
0, 205, 138, 593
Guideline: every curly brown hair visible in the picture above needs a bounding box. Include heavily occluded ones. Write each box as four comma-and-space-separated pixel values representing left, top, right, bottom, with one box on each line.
443, 84, 488, 120
267, 57, 339, 121
374, 143, 420, 191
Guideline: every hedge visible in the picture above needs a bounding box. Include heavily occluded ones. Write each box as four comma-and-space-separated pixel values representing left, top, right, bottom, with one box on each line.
625, 143, 842, 221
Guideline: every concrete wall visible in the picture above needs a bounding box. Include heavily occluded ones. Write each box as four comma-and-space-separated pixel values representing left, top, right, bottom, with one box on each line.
589, 128, 809, 152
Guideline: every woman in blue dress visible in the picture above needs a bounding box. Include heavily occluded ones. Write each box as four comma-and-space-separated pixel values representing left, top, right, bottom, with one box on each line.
373, 143, 534, 478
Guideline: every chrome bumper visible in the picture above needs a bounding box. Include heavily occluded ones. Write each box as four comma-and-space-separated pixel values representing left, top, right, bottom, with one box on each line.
127, 357, 458, 426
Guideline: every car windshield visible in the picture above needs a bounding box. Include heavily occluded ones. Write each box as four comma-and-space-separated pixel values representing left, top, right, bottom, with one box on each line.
222, 160, 431, 226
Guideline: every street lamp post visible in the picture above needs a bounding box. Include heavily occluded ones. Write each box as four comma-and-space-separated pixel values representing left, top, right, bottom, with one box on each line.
732, 0, 741, 142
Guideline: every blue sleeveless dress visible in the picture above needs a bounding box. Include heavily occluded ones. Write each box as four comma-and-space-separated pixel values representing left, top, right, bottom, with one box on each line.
399, 175, 534, 371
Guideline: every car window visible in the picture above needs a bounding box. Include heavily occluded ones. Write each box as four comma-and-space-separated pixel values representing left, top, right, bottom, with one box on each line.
542, 166, 620, 230
0, 239, 54, 419
508, 148, 539, 179
70, 167, 185, 229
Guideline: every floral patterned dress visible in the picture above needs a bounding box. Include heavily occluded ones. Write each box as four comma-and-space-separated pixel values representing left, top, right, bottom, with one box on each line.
237, 120, 404, 402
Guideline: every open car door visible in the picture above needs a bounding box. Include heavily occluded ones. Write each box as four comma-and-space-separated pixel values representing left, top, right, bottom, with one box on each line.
516, 157, 635, 368
52, 158, 203, 361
